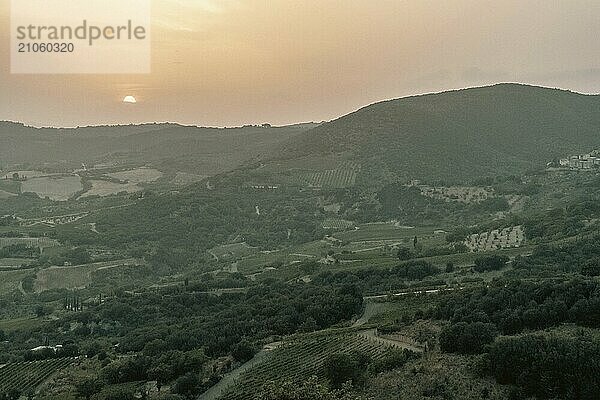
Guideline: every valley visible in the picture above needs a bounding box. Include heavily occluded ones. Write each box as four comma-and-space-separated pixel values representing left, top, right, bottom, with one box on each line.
1, 85, 599, 399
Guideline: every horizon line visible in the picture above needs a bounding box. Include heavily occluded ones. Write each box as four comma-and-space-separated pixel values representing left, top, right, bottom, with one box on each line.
2, 82, 597, 130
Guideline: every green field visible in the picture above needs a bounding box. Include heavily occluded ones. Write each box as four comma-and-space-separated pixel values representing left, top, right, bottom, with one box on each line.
333, 223, 444, 242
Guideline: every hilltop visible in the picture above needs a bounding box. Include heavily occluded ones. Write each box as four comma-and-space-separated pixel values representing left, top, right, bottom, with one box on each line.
274, 84, 600, 183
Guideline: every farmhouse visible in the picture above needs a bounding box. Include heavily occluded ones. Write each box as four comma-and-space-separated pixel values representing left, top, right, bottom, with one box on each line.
31, 344, 62, 353
251, 185, 279, 190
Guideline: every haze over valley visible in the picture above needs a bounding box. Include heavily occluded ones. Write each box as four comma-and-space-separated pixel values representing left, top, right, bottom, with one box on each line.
1, 1, 600, 399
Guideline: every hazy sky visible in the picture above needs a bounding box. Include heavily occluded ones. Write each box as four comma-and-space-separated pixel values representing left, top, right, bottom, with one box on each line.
1, 0, 599, 127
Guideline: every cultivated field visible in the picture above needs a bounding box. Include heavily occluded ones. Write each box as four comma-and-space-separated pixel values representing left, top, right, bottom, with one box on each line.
298, 164, 360, 188
80, 180, 143, 198
33, 259, 141, 293
0, 359, 73, 392
21, 176, 83, 201
222, 332, 392, 400
0, 316, 43, 332
171, 172, 207, 186
107, 167, 163, 184
322, 218, 356, 230
334, 223, 443, 243
80, 168, 163, 198
237, 223, 448, 275
0, 237, 60, 250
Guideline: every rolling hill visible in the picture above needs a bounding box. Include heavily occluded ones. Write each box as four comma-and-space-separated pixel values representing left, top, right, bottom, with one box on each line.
0, 122, 317, 175
274, 84, 600, 183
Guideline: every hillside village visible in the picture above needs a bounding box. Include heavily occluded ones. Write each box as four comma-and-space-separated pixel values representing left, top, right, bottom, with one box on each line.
557, 150, 600, 170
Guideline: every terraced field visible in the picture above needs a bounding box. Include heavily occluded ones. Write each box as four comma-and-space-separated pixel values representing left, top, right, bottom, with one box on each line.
0, 358, 73, 392
222, 332, 392, 400
0, 237, 60, 250
299, 168, 358, 188
322, 218, 355, 230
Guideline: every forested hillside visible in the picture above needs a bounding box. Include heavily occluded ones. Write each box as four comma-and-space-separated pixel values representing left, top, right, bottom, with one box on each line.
277, 84, 600, 182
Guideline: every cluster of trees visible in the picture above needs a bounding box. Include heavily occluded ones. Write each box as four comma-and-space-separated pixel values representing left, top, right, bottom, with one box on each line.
439, 322, 497, 354
436, 279, 600, 398
435, 279, 600, 334
12, 280, 362, 393
65, 189, 327, 270
436, 280, 600, 336
512, 234, 600, 274
0, 215, 17, 227
315, 261, 440, 294
485, 333, 600, 399
100, 349, 206, 392
470, 197, 509, 212
473, 255, 509, 272
92, 282, 362, 356
523, 200, 600, 241
376, 184, 461, 223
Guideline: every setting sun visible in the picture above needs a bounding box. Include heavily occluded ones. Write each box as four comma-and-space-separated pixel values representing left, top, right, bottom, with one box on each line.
123, 95, 137, 104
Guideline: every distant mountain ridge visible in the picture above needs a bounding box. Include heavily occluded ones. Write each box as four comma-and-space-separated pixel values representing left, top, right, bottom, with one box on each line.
3, 84, 600, 182
275, 84, 600, 182
0, 122, 317, 174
